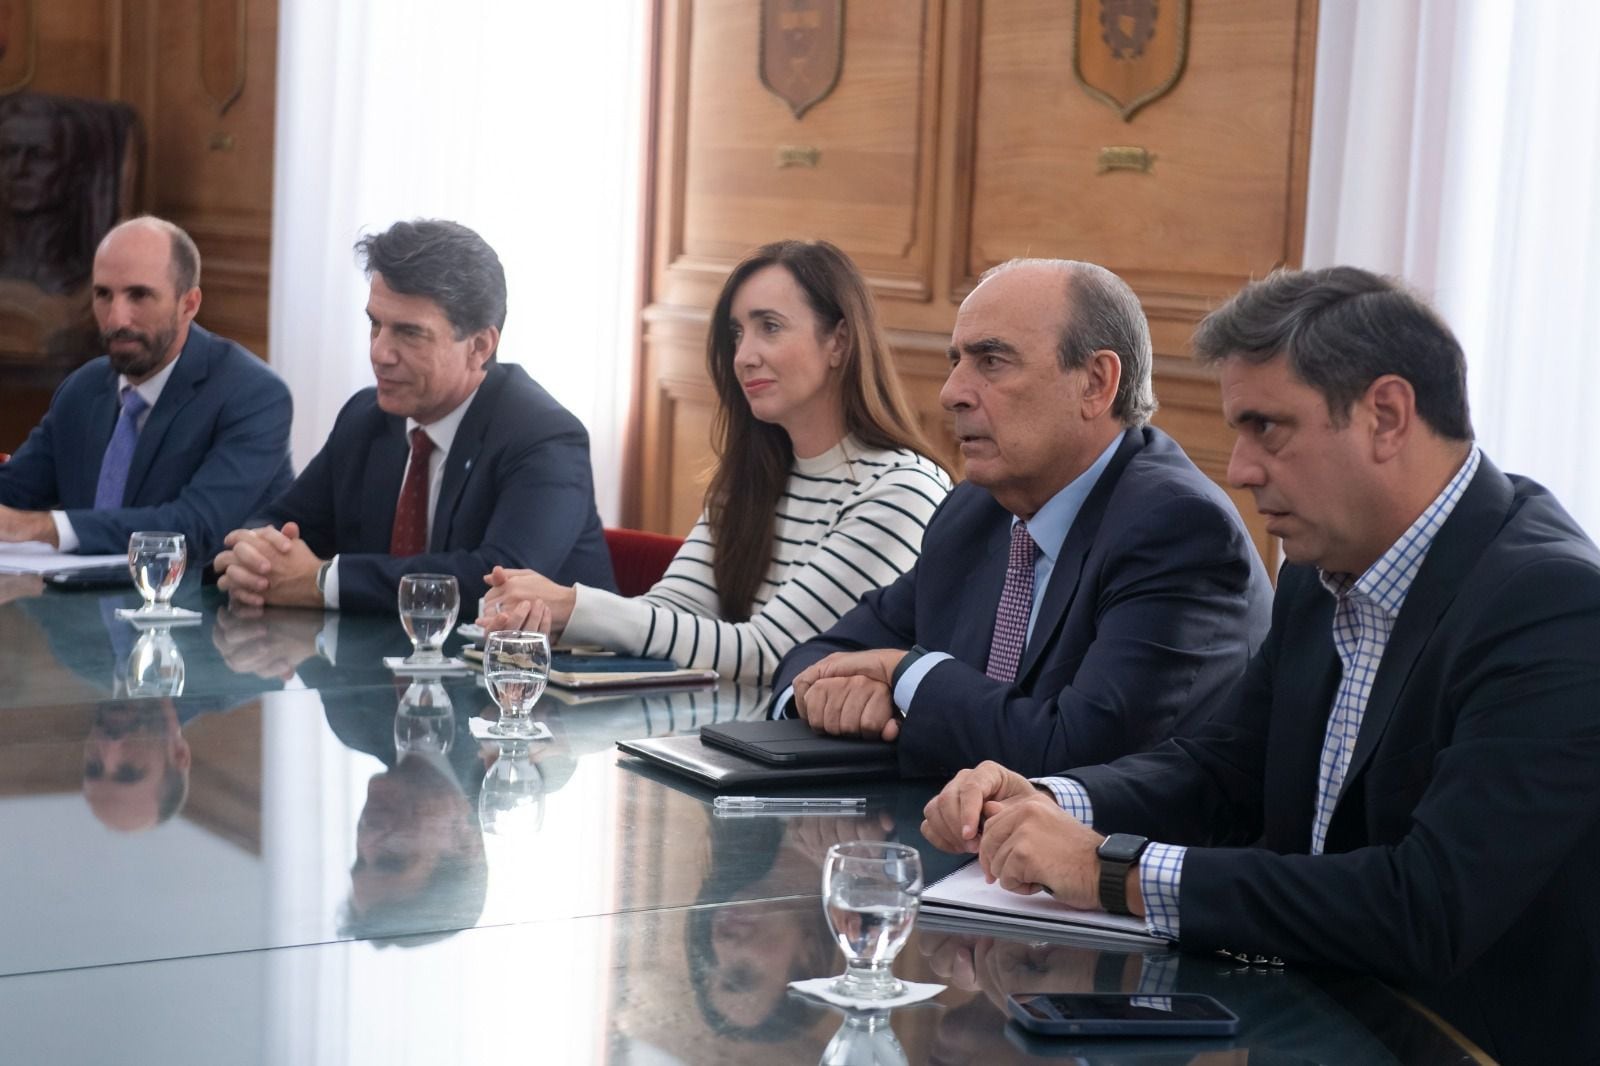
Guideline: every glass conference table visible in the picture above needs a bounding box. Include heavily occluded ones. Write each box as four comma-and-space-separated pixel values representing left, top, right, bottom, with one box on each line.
0, 577, 1481, 1065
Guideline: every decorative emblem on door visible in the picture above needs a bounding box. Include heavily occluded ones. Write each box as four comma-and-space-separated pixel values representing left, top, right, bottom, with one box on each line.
760, 0, 845, 120
1072, 0, 1190, 122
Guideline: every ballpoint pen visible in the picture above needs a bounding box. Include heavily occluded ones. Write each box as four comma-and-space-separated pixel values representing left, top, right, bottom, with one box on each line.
713, 796, 868, 810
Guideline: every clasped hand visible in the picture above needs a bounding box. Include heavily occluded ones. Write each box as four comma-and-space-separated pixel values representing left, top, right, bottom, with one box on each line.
477, 565, 568, 638
214, 521, 324, 608
792, 649, 907, 741
921, 760, 1107, 909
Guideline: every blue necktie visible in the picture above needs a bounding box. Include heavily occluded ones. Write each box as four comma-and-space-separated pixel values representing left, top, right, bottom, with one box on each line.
94, 387, 150, 510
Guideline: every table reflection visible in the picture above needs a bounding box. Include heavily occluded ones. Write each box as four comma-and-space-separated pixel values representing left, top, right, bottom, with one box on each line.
81, 697, 192, 832
820, 1009, 907, 1065
0, 588, 1480, 1063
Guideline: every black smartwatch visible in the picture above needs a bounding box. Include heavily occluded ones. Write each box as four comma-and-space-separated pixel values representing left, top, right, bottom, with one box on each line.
1096, 833, 1151, 916
890, 644, 932, 690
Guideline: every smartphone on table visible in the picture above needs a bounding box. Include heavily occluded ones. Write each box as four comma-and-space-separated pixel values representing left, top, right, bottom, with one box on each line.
1006, 992, 1240, 1037
43, 565, 133, 591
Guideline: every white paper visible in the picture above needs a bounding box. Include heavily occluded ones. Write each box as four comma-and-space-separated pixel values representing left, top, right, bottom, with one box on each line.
114, 607, 202, 628
384, 656, 472, 675
467, 717, 552, 741
919, 860, 1164, 946
788, 977, 945, 1010
0, 543, 127, 574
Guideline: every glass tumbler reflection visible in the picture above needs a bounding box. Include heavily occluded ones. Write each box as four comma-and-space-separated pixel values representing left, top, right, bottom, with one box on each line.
822, 840, 923, 1000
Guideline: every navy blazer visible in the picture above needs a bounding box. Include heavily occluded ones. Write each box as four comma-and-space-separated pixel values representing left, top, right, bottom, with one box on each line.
0, 323, 294, 562
257, 361, 615, 613
1067, 457, 1600, 1066
773, 426, 1273, 776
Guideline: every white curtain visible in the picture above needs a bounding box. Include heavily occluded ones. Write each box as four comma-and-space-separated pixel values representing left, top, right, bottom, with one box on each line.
1305, 0, 1600, 537
269, 0, 649, 522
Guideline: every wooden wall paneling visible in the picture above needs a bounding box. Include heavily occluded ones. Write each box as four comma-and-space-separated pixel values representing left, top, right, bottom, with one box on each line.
958, 0, 1313, 304
639, 306, 718, 535
116, 0, 277, 360
1150, 359, 1274, 565
636, 0, 1315, 558
655, 0, 943, 310
2, 0, 111, 98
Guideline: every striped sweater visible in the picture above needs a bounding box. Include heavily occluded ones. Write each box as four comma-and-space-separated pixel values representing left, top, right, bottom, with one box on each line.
564, 437, 952, 686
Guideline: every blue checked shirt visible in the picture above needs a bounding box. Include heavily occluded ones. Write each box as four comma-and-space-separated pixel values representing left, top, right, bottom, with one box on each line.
1035, 448, 1481, 940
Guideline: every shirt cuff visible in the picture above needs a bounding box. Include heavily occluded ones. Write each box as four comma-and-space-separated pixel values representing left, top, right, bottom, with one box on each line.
322, 555, 341, 610
51, 511, 79, 553
892, 650, 952, 713
771, 685, 796, 719
1030, 776, 1096, 825
1138, 842, 1185, 940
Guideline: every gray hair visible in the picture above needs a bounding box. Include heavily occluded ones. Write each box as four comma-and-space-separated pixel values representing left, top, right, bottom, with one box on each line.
356, 219, 507, 350
980, 258, 1157, 426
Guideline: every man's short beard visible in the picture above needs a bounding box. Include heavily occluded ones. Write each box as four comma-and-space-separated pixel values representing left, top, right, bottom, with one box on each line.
103, 322, 179, 379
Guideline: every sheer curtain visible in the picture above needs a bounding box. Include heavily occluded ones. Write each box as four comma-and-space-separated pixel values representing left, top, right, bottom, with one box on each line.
1305, 0, 1600, 536
269, 0, 648, 520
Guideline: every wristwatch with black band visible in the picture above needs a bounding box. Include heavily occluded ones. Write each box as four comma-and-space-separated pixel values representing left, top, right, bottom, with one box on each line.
889, 644, 932, 690
1096, 832, 1151, 916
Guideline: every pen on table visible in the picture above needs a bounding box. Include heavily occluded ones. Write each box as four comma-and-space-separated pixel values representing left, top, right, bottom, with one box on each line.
713, 796, 867, 810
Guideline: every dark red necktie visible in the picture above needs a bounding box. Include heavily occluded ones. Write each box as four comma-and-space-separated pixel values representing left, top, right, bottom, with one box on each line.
390, 427, 435, 556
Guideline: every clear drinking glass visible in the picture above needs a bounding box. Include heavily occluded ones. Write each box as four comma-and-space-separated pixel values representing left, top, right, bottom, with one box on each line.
123, 627, 186, 698
396, 573, 459, 665
394, 677, 455, 755
822, 841, 923, 1000
479, 740, 546, 835
127, 532, 186, 614
820, 1010, 908, 1066
482, 630, 550, 737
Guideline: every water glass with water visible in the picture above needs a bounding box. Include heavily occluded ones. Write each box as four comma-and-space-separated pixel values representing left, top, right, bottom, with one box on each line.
822, 840, 923, 1000
124, 627, 186, 698
483, 629, 550, 737
394, 676, 455, 754
479, 740, 546, 835
397, 573, 459, 665
127, 532, 186, 614
820, 1010, 907, 1066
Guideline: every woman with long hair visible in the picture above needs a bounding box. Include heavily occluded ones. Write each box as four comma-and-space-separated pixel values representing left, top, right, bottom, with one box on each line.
480, 239, 951, 686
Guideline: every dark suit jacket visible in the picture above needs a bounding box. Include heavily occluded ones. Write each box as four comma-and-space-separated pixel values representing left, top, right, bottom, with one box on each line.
0, 323, 294, 561
1067, 458, 1600, 1066
257, 361, 615, 613
773, 426, 1273, 776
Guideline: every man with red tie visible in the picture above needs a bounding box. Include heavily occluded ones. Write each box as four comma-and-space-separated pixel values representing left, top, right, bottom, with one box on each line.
771, 259, 1273, 776
214, 219, 614, 613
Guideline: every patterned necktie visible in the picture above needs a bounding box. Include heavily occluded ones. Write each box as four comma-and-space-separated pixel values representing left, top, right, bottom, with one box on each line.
985, 522, 1038, 683
390, 427, 435, 556
93, 387, 150, 510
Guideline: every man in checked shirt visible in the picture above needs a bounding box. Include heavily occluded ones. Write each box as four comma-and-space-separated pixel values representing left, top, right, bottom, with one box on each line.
921, 266, 1600, 1066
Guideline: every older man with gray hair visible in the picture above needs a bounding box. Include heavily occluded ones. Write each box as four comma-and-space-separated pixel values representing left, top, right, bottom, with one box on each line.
772, 258, 1272, 776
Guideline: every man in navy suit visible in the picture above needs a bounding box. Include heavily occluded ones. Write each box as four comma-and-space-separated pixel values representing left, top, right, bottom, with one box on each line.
213, 219, 613, 613
0, 216, 293, 562
773, 259, 1273, 776
921, 268, 1600, 1066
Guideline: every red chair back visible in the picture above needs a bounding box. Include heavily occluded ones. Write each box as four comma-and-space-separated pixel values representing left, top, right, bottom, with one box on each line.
604, 527, 685, 597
